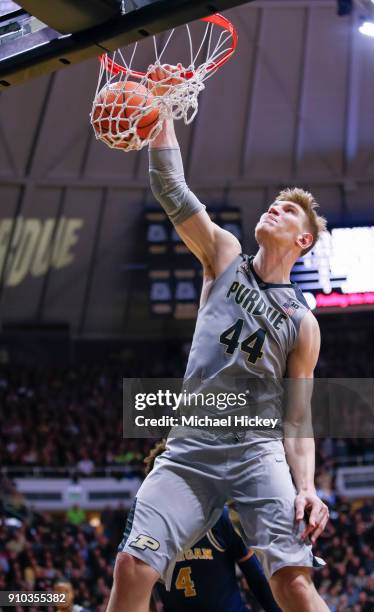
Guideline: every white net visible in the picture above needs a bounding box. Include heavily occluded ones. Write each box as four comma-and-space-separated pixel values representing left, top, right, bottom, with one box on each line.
90, 12, 237, 152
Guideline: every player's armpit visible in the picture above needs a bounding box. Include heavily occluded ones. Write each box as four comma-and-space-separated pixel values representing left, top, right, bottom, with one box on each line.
176, 212, 241, 277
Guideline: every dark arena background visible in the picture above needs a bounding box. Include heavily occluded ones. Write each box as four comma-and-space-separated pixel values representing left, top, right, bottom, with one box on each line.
0, 1, 374, 611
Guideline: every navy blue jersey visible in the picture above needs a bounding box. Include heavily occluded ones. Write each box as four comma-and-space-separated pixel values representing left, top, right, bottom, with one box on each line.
155, 507, 250, 612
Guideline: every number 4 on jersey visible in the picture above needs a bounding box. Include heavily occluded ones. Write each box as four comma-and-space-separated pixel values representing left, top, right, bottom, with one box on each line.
175, 566, 196, 597
219, 318, 266, 364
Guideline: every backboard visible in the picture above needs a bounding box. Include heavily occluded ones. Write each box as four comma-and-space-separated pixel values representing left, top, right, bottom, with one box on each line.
0, 7, 60, 65
0, 0, 254, 89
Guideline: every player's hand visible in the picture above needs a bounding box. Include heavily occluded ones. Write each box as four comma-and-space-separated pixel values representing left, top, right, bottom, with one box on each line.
146, 63, 185, 96
295, 490, 329, 544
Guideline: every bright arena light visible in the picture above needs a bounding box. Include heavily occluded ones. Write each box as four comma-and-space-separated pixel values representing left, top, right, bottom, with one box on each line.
359, 20, 374, 36
89, 515, 101, 528
304, 292, 317, 311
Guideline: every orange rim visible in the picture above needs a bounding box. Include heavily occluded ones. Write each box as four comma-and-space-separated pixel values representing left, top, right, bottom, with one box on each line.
99, 13, 237, 80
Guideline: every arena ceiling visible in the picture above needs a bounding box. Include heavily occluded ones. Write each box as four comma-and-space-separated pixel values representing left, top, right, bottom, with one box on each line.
0, 0, 373, 337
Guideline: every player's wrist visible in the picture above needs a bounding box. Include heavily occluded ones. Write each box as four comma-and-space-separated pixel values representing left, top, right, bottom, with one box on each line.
297, 486, 317, 496
149, 118, 177, 149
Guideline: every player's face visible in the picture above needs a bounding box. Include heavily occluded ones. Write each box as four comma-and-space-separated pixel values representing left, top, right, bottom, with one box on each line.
255, 200, 312, 252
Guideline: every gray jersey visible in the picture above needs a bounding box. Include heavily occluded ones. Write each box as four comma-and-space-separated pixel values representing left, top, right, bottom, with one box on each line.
182, 253, 310, 417
120, 263, 323, 587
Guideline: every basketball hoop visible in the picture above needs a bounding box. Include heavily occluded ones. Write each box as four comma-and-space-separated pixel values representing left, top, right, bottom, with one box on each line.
90, 13, 237, 152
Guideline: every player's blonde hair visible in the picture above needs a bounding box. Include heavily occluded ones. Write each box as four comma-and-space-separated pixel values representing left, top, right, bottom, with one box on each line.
276, 187, 327, 255
144, 439, 167, 475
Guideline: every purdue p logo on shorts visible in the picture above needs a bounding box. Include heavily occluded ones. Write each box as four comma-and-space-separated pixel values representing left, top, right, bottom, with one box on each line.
130, 534, 160, 551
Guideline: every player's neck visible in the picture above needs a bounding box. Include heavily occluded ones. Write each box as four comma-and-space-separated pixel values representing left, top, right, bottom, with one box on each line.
252, 247, 294, 285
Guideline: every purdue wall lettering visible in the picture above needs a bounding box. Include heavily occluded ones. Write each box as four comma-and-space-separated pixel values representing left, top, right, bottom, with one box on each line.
0, 217, 84, 287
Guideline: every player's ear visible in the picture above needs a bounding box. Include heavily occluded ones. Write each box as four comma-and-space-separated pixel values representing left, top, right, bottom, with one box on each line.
296, 231, 313, 251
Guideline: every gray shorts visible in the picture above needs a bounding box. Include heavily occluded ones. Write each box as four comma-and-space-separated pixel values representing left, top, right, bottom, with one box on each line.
119, 432, 324, 588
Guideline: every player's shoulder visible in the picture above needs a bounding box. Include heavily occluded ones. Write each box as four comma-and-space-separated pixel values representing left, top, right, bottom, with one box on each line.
212, 224, 242, 279
290, 309, 320, 370
292, 283, 310, 312
299, 309, 320, 335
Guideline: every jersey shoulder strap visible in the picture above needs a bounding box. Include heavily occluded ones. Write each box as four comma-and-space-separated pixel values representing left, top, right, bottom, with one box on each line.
245, 254, 310, 311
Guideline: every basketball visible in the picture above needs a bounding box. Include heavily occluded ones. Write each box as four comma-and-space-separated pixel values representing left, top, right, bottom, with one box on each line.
92, 80, 159, 149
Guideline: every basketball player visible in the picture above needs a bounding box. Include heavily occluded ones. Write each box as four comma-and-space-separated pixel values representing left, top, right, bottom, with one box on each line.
106, 65, 330, 612
145, 440, 281, 612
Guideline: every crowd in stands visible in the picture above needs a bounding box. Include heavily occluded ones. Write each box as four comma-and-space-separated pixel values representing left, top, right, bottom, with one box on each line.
313, 497, 373, 611
315, 322, 374, 379
0, 366, 155, 473
0, 328, 373, 610
0, 476, 121, 611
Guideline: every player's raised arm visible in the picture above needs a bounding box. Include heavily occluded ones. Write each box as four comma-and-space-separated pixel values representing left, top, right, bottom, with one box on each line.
284, 311, 329, 544
148, 65, 241, 279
